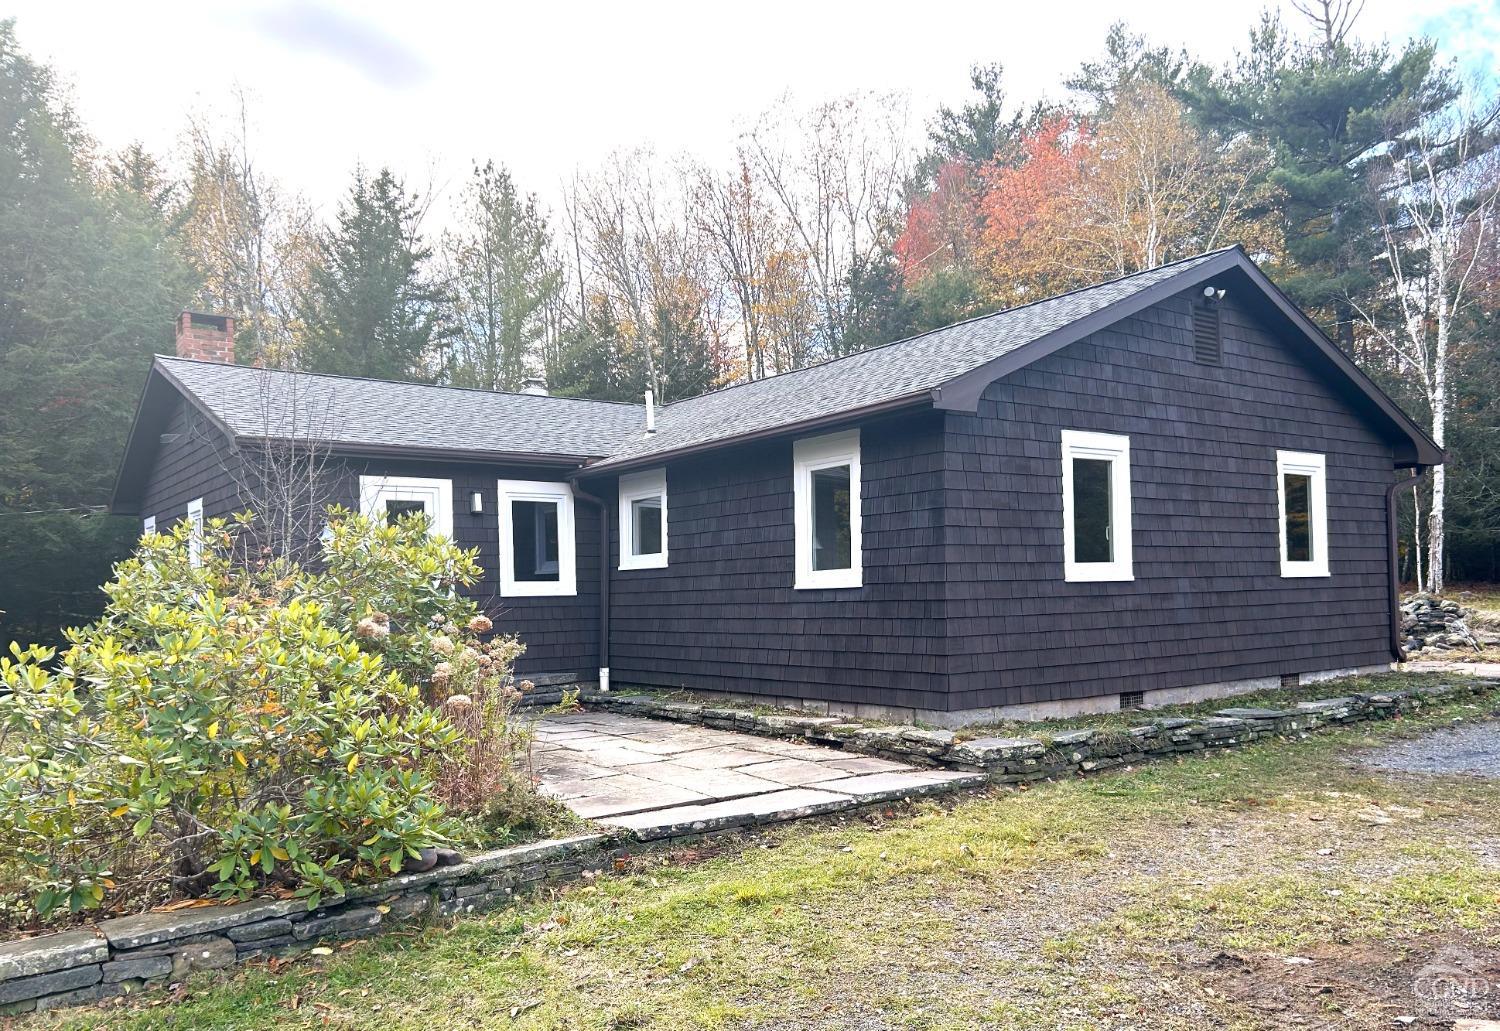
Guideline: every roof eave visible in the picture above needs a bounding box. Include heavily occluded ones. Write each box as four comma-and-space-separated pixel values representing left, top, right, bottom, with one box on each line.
578, 391, 935, 478
261, 438, 600, 468
109, 359, 234, 514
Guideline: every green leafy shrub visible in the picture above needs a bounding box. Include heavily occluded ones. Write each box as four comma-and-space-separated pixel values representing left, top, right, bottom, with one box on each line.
0, 510, 538, 926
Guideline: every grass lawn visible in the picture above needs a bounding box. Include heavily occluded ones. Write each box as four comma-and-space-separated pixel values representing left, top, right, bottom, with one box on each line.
39, 677, 1500, 1030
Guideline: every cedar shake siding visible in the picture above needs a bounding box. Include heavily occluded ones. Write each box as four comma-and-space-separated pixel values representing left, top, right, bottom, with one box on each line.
137, 398, 243, 529
941, 290, 1396, 711
606, 409, 950, 713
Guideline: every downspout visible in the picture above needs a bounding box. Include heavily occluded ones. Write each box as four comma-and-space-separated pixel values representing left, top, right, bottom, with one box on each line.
1386, 465, 1429, 663
569, 474, 610, 692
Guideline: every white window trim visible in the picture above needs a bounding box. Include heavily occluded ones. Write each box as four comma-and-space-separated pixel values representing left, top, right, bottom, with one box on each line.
1276, 450, 1330, 578
358, 475, 454, 539
142, 515, 156, 536
618, 468, 668, 570
186, 498, 204, 568
1061, 430, 1134, 583
498, 479, 577, 597
793, 429, 862, 590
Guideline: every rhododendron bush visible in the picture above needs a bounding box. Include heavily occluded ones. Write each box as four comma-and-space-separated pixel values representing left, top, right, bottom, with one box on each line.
0, 511, 539, 926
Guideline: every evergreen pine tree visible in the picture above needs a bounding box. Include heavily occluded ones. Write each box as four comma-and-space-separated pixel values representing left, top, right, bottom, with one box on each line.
1182, 11, 1457, 348
297, 167, 446, 381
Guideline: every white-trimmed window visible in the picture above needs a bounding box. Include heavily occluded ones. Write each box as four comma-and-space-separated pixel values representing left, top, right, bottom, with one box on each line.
793, 430, 862, 590
358, 475, 453, 539
498, 480, 576, 597
142, 515, 156, 537
186, 498, 204, 568
1061, 430, 1133, 582
1276, 450, 1329, 578
618, 468, 667, 570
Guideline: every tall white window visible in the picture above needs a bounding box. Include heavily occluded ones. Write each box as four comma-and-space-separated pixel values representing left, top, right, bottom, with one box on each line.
1276, 450, 1329, 578
793, 430, 862, 590
618, 468, 667, 570
1061, 430, 1133, 583
186, 498, 204, 568
358, 475, 453, 539
498, 480, 577, 597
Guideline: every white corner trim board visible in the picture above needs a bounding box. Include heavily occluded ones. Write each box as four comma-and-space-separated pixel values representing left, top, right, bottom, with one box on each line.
793, 429, 862, 590
1276, 449, 1330, 578
357, 475, 454, 539
1060, 429, 1133, 583
497, 479, 577, 597
617, 467, 668, 570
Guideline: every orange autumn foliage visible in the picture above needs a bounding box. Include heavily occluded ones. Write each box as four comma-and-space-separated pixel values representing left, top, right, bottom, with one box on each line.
976, 116, 1097, 308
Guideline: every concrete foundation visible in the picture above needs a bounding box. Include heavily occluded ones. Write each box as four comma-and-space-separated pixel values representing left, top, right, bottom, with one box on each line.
618, 663, 1398, 729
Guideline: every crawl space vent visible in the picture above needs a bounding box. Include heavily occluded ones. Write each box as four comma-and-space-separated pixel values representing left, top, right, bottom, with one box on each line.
1191, 301, 1222, 365
1119, 690, 1145, 711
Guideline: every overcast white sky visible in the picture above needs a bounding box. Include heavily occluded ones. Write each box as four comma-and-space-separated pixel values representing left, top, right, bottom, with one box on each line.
7, 0, 1494, 220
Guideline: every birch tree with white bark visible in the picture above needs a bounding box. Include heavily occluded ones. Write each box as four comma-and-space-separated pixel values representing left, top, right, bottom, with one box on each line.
1356, 98, 1500, 594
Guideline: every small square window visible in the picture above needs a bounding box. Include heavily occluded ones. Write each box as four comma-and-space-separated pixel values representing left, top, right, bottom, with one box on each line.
1060, 430, 1133, 582
499, 480, 576, 596
793, 430, 861, 590
1276, 451, 1329, 577
618, 468, 668, 570
358, 476, 453, 539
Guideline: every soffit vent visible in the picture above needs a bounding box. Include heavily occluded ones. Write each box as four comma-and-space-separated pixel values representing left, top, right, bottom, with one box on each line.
1192, 300, 1222, 366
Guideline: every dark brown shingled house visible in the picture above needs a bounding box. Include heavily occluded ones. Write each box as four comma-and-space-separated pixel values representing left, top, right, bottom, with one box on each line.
112, 247, 1441, 726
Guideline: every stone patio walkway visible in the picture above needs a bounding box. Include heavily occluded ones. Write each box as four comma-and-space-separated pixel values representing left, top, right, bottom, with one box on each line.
532, 711, 983, 840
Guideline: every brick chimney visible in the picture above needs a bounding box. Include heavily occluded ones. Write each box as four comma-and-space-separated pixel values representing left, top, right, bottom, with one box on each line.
175, 311, 235, 364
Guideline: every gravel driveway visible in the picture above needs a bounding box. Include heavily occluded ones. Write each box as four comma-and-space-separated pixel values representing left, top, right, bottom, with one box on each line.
1359, 720, 1500, 778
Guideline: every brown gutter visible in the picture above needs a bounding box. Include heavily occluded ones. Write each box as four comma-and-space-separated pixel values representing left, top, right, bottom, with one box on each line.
1387, 465, 1430, 662
567, 474, 611, 690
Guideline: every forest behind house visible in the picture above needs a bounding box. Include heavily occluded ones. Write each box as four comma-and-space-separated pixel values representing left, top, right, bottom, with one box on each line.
2, 2, 1497, 644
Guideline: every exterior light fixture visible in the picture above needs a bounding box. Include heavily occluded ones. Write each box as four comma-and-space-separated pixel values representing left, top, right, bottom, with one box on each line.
470, 491, 484, 515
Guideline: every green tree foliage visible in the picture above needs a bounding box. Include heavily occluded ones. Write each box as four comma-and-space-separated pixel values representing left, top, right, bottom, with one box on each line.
1181, 11, 1457, 347
0, 20, 195, 646
444, 161, 561, 391
914, 63, 1031, 185
296, 167, 447, 382
1066, 22, 1190, 115
840, 248, 920, 353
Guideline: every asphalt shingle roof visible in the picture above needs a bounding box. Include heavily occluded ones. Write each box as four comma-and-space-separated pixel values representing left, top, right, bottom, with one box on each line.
156, 250, 1229, 467
156, 358, 645, 459
591, 249, 1229, 468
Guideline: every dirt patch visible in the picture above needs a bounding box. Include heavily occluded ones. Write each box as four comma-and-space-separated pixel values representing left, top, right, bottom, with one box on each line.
1198, 935, 1500, 1028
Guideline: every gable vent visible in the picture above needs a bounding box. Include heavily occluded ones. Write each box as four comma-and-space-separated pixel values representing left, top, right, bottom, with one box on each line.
1192, 301, 1222, 365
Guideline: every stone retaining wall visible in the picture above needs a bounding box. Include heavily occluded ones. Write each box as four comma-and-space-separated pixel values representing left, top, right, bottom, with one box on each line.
586, 678, 1495, 781
0, 834, 619, 1017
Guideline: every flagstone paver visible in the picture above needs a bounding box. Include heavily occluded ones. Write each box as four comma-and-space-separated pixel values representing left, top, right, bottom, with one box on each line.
531, 710, 983, 837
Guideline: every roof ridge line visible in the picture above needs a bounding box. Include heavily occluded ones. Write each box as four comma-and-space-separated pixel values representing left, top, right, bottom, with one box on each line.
155, 355, 647, 409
